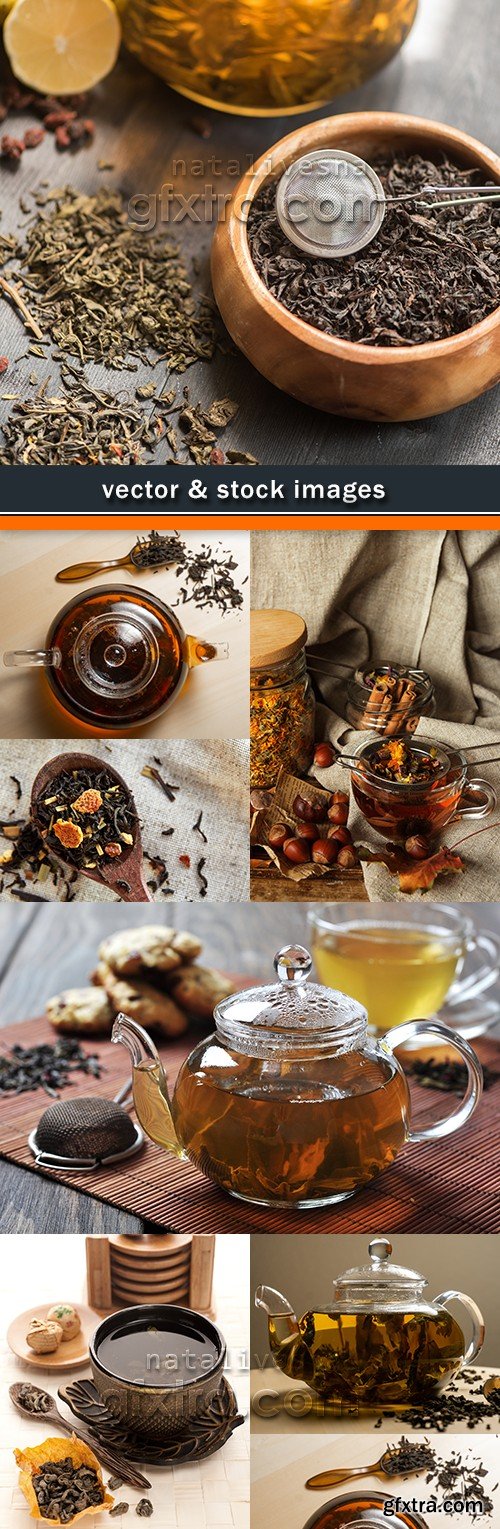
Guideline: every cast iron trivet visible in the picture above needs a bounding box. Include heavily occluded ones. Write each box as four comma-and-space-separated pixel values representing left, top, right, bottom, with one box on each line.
59, 1378, 244, 1463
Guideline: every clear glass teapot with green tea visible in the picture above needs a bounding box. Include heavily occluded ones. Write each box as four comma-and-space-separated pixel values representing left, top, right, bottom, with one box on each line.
256, 1236, 485, 1407
112, 944, 482, 1209
121, 0, 418, 115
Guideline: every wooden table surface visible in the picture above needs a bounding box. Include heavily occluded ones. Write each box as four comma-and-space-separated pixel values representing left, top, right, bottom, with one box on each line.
2, 900, 500, 1234
0, 1, 499, 466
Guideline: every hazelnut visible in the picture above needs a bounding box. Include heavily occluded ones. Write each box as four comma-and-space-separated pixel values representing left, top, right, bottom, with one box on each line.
312, 838, 338, 865
327, 801, 349, 826
404, 835, 429, 859
283, 837, 311, 864
268, 823, 289, 849
292, 793, 318, 823
296, 821, 319, 841
337, 845, 359, 869
327, 825, 352, 846
313, 743, 335, 769
329, 791, 349, 805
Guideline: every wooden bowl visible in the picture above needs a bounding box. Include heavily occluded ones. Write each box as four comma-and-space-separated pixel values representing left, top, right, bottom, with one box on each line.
211, 112, 500, 422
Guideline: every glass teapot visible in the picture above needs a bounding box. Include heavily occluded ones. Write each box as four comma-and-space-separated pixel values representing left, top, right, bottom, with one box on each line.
112, 945, 483, 1209
3, 585, 227, 730
121, 0, 418, 117
256, 1235, 485, 1407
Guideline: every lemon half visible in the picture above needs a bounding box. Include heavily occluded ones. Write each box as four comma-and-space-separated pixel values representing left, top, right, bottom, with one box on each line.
4, 0, 121, 95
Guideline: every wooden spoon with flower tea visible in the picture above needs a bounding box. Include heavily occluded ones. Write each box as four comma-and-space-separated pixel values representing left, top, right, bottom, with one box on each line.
30, 752, 153, 902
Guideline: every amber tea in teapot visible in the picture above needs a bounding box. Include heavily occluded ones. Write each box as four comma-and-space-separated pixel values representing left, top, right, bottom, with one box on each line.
304, 1497, 429, 1529
257, 1236, 485, 1408
3, 585, 227, 730
113, 946, 482, 1210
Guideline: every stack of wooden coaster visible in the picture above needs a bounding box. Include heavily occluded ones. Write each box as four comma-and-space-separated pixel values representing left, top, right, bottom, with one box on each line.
86, 1233, 216, 1315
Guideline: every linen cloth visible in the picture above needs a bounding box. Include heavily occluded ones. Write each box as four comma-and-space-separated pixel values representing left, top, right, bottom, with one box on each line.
0, 738, 249, 902
252, 530, 500, 900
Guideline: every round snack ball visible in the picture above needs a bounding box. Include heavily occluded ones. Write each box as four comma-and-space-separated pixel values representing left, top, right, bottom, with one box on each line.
47, 1303, 81, 1340
26, 1318, 63, 1354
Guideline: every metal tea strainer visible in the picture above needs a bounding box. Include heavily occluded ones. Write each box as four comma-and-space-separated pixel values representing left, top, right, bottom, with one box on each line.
275, 149, 500, 259
29, 1082, 144, 1171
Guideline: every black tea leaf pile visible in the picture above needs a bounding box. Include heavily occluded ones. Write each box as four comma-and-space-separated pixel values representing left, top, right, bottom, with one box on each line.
248, 153, 500, 346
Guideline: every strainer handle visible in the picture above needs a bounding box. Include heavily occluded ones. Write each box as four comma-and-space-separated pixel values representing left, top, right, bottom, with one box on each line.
32, 1150, 99, 1171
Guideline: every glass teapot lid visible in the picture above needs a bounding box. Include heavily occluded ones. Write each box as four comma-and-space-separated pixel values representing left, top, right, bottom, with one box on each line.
214, 945, 368, 1055
332, 1237, 428, 1311
49, 585, 182, 702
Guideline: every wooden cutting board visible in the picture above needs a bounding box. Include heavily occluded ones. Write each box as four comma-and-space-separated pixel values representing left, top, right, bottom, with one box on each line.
1, 1014, 499, 1234
251, 862, 367, 901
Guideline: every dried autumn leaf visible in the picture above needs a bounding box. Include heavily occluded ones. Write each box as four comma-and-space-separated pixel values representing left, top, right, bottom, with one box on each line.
398, 847, 464, 893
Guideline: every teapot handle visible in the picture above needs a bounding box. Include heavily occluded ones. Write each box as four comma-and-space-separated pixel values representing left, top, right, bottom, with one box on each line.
383, 1019, 483, 1142
434, 1290, 485, 1365
3, 647, 61, 669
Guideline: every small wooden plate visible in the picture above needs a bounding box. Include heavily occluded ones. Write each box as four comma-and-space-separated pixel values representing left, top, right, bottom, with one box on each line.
111, 1281, 190, 1302
7, 1303, 97, 1370
110, 1253, 191, 1278
110, 1267, 191, 1289
110, 1234, 192, 1257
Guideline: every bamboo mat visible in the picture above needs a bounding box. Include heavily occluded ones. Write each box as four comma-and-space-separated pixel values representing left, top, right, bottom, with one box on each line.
1, 1015, 499, 1234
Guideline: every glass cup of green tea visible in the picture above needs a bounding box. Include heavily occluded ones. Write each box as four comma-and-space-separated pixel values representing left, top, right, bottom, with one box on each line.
309, 904, 500, 1034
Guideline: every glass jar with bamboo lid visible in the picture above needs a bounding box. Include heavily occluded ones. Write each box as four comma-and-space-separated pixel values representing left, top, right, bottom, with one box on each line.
250, 609, 315, 789
120, 0, 418, 116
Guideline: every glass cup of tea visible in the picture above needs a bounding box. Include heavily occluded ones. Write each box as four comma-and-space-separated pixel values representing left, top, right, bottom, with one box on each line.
309, 904, 500, 1035
348, 736, 496, 841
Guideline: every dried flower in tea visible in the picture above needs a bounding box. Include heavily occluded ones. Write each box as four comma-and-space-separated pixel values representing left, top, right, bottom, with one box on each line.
248, 153, 500, 346
36, 767, 138, 872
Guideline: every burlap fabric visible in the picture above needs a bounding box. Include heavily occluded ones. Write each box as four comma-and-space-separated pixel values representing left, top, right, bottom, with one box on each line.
252, 530, 500, 900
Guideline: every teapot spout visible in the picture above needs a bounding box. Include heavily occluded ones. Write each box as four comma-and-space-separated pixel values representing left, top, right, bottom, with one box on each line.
255, 1285, 300, 1369
255, 1285, 296, 1319
112, 1013, 183, 1158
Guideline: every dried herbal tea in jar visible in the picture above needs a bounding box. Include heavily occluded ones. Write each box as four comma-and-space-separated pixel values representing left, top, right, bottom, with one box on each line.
248, 152, 500, 346
250, 610, 315, 788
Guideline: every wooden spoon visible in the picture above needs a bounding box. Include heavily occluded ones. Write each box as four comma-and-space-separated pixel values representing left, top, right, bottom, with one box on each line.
9, 1382, 151, 1491
31, 752, 152, 903
306, 1448, 431, 1488
56, 541, 177, 582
